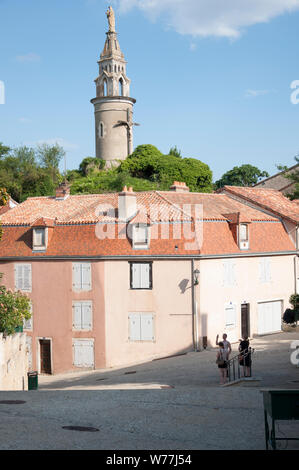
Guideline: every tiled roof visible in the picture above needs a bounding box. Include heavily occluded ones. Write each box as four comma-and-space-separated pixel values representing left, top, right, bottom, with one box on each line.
220, 186, 299, 223
0, 189, 295, 257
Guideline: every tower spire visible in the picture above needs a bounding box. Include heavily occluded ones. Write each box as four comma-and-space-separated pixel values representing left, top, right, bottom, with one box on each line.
91, 6, 136, 167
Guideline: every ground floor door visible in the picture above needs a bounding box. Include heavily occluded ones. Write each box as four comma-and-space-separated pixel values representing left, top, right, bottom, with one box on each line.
241, 304, 250, 339
257, 301, 282, 335
39, 340, 52, 374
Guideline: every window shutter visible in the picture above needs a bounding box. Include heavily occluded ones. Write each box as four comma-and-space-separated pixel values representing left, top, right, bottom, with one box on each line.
24, 302, 33, 330
72, 263, 81, 290
15, 264, 31, 292
81, 263, 92, 291
129, 313, 141, 341
225, 305, 236, 328
265, 259, 271, 282
141, 314, 154, 341
82, 302, 92, 330
132, 264, 141, 289
73, 303, 83, 330
140, 264, 150, 289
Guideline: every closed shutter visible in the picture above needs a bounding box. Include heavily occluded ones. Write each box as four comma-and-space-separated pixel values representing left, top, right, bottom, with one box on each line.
73, 303, 83, 330
223, 261, 236, 287
225, 305, 236, 328
132, 264, 141, 289
72, 263, 81, 290
141, 314, 154, 341
26, 336, 32, 370
73, 339, 94, 367
140, 264, 150, 289
129, 313, 141, 341
82, 302, 92, 330
81, 264, 92, 290
258, 301, 282, 335
24, 302, 33, 330
259, 259, 271, 283
15, 264, 32, 292
72, 263, 92, 291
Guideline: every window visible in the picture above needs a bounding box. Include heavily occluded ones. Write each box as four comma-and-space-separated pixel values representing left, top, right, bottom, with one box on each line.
129, 313, 155, 341
23, 302, 33, 331
33, 228, 46, 250
132, 224, 150, 250
239, 224, 249, 250
15, 264, 32, 292
225, 304, 237, 329
119, 78, 123, 96
73, 339, 94, 367
259, 258, 271, 283
223, 260, 236, 287
103, 79, 107, 96
72, 263, 92, 291
72, 301, 92, 331
130, 262, 152, 289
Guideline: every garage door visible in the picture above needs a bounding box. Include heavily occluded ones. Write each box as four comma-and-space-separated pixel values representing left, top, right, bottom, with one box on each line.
257, 301, 282, 335
73, 339, 94, 368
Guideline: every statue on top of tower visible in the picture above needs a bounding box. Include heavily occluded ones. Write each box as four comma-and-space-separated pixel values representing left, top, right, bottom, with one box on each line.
106, 6, 116, 32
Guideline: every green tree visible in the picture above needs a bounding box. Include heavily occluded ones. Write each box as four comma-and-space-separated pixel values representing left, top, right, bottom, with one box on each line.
0, 275, 32, 335
0, 143, 11, 159
169, 146, 182, 158
215, 164, 269, 189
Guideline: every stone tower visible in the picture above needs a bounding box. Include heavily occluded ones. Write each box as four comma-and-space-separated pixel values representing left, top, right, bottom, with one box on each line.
91, 6, 136, 167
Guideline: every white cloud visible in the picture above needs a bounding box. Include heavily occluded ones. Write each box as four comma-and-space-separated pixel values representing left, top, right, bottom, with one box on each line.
245, 89, 276, 98
16, 53, 41, 63
18, 117, 32, 124
116, 0, 299, 38
25, 138, 79, 151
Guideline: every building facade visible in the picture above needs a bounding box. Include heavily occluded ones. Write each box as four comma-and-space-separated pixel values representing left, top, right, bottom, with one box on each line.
0, 183, 297, 374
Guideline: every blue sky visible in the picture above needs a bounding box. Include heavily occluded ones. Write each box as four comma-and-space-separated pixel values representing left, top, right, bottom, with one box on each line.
1, 0, 299, 181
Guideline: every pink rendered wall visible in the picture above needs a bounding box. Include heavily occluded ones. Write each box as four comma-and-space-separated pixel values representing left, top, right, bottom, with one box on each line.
0, 261, 106, 374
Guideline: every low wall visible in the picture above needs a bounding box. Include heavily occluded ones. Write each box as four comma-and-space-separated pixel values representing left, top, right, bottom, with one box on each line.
0, 333, 29, 390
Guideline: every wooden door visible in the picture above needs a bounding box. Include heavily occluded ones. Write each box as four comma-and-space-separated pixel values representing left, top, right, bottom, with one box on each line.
241, 304, 250, 339
40, 340, 52, 374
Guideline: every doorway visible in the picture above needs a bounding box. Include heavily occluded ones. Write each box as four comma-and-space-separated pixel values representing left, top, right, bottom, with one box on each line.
39, 339, 52, 374
241, 304, 250, 339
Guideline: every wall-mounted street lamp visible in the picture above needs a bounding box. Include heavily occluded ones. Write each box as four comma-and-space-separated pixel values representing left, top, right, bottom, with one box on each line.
193, 268, 200, 286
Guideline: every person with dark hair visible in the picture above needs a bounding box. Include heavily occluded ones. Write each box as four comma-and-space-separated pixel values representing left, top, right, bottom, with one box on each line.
216, 333, 232, 358
216, 341, 229, 385
239, 336, 251, 377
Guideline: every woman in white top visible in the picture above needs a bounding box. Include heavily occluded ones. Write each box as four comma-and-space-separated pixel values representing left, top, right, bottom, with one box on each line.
216, 333, 232, 358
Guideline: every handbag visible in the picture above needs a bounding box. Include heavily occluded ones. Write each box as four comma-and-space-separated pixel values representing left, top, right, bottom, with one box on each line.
216, 351, 225, 366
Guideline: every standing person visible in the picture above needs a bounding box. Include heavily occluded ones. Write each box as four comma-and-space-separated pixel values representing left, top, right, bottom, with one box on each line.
239, 336, 251, 377
216, 333, 232, 358
216, 342, 229, 385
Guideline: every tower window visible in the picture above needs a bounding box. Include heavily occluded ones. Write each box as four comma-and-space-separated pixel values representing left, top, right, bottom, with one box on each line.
119, 78, 123, 96
114, 65, 117, 72
115, 41, 117, 49
103, 79, 107, 96
99, 122, 104, 138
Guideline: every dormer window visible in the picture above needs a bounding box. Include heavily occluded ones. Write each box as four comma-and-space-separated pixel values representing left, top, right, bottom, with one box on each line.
239, 224, 249, 250
33, 228, 46, 251
132, 224, 150, 250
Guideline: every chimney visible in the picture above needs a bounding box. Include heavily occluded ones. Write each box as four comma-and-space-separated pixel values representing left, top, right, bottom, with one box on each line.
170, 181, 190, 193
55, 182, 71, 200
118, 186, 137, 221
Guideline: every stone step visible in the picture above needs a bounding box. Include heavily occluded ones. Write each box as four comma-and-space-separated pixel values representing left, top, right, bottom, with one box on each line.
222, 377, 262, 387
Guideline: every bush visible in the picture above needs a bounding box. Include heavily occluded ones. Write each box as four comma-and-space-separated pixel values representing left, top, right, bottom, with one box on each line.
0, 275, 32, 336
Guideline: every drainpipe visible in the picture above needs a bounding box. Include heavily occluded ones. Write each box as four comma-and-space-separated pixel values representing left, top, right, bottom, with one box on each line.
191, 259, 200, 351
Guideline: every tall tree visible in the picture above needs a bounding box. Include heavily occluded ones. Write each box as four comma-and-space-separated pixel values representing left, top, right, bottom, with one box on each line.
215, 164, 269, 189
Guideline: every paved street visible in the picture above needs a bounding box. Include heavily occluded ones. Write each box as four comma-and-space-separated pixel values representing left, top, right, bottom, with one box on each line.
0, 331, 298, 450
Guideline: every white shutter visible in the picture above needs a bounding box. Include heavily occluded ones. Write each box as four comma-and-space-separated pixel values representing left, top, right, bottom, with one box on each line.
23, 302, 33, 330
81, 263, 92, 291
225, 305, 236, 328
73, 339, 94, 367
82, 302, 92, 330
223, 261, 236, 287
259, 259, 271, 283
140, 264, 150, 289
26, 336, 32, 370
15, 264, 31, 292
132, 264, 141, 289
141, 314, 154, 341
129, 313, 141, 341
73, 303, 83, 330
72, 263, 81, 290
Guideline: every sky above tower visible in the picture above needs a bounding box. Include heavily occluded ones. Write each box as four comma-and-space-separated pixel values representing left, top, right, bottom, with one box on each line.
0, 0, 299, 180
